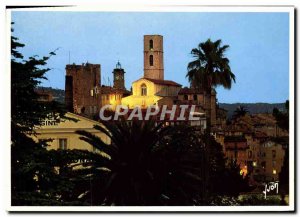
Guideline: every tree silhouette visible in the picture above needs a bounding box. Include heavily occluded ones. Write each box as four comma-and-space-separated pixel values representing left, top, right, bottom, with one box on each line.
186, 39, 236, 92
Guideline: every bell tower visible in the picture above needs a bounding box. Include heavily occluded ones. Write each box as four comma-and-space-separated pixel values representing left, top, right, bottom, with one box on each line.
113, 61, 125, 90
144, 35, 164, 80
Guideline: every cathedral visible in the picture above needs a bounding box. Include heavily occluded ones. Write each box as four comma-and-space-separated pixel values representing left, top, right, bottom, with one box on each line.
65, 34, 218, 125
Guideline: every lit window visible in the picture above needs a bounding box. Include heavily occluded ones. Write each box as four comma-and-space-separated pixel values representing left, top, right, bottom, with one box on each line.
59, 139, 67, 150
141, 84, 147, 96
273, 169, 277, 175
253, 161, 257, 167
149, 55, 154, 66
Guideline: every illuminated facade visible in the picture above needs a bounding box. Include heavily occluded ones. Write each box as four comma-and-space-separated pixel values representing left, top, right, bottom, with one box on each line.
122, 35, 182, 109
33, 112, 110, 151
121, 77, 181, 109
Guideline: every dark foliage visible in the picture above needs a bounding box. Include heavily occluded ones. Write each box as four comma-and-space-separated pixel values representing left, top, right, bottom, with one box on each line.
76, 121, 251, 205
76, 120, 206, 205
273, 101, 289, 194
232, 106, 249, 120
186, 39, 236, 92
11, 23, 79, 205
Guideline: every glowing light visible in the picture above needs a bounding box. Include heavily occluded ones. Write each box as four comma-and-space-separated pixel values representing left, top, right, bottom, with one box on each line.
240, 166, 248, 177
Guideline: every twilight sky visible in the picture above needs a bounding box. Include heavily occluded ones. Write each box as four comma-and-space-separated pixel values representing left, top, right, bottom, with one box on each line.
11, 11, 289, 103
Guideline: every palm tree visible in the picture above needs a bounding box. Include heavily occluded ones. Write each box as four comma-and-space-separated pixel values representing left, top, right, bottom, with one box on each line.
76, 120, 206, 205
186, 39, 236, 92
233, 105, 249, 120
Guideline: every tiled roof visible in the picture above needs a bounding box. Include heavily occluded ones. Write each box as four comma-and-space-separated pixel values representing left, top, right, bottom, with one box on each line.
100, 86, 130, 95
143, 78, 182, 87
178, 87, 205, 94
254, 131, 268, 138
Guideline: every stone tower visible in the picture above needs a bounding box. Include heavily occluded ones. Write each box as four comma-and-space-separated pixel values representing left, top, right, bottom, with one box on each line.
65, 63, 101, 117
113, 61, 125, 90
143, 35, 164, 80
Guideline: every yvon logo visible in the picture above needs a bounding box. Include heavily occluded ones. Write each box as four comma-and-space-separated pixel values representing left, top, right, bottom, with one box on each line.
263, 181, 279, 199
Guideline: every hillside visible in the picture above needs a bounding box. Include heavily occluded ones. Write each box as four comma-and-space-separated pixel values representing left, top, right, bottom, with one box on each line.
36, 86, 65, 103
219, 102, 286, 119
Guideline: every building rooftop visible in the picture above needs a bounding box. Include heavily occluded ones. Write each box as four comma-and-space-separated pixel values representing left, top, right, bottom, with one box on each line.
178, 87, 205, 94
141, 78, 182, 87
100, 85, 130, 95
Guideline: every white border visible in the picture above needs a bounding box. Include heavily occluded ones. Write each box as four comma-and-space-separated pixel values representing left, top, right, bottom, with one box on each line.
5, 5, 295, 212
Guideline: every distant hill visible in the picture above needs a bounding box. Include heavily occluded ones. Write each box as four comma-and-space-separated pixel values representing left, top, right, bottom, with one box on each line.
219, 103, 287, 119
36, 86, 65, 103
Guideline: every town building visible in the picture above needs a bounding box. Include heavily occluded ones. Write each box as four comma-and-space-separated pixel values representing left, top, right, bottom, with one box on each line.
33, 112, 110, 151
65, 63, 101, 117
215, 113, 287, 184
65, 61, 130, 118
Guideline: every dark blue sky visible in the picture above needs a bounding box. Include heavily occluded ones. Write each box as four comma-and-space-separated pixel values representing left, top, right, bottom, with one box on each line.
12, 12, 289, 103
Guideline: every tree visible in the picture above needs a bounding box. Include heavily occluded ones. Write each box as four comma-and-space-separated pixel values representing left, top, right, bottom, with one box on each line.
76, 120, 208, 205
186, 39, 236, 92
76, 120, 252, 205
273, 100, 289, 195
201, 133, 251, 198
232, 105, 249, 120
273, 100, 289, 132
11, 23, 80, 205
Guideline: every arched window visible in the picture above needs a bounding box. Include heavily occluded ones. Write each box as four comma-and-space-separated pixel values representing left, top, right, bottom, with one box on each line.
149, 40, 153, 49
149, 55, 153, 66
141, 84, 147, 96
193, 94, 197, 101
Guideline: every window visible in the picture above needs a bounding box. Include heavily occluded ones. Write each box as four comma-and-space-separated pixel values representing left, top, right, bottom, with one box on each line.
149, 55, 154, 66
193, 94, 197, 101
272, 160, 276, 167
272, 150, 276, 158
261, 161, 266, 169
59, 139, 67, 150
248, 151, 253, 158
184, 95, 188, 100
149, 39, 153, 50
141, 84, 147, 96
